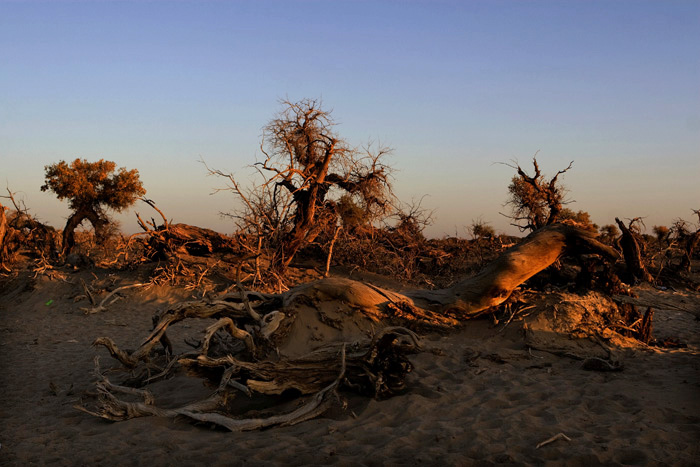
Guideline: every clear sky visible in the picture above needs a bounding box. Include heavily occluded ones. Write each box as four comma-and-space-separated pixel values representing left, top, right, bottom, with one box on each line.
1, 0, 699, 237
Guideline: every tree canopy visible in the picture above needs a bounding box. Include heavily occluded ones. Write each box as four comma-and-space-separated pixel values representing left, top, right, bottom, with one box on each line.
41, 158, 145, 212
41, 158, 145, 254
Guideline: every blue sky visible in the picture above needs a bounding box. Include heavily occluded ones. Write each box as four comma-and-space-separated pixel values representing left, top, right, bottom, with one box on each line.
1, 0, 699, 237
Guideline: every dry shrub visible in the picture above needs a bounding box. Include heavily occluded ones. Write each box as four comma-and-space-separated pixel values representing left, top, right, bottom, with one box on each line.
329, 226, 509, 289
1, 203, 60, 272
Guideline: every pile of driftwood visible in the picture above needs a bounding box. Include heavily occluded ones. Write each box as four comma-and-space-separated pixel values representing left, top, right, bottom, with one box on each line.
81, 224, 636, 431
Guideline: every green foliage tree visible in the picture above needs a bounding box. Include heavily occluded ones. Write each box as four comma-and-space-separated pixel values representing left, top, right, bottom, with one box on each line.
41, 158, 146, 254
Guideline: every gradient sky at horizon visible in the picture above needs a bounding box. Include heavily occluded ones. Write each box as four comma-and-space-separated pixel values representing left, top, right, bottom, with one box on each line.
1, 0, 699, 237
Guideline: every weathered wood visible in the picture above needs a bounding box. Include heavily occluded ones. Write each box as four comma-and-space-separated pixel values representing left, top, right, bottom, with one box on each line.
88, 223, 621, 430
0, 204, 7, 252
615, 217, 653, 283
95, 224, 620, 367
62, 206, 107, 255
83, 283, 148, 314
0, 194, 59, 263
638, 307, 654, 344
409, 223, 618, 316
86, 329, 419, 430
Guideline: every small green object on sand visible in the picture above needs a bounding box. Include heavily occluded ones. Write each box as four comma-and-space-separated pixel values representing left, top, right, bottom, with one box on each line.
45, 299, 54, 306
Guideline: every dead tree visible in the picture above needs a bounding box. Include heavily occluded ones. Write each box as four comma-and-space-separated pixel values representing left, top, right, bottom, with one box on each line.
208, 99, 393, 270
615, 217, 653, 283
503, 157, 574, 232
87, 224, 619, 430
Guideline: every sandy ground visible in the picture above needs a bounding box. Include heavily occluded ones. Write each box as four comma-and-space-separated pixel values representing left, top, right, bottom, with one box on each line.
1, 265, 699, 466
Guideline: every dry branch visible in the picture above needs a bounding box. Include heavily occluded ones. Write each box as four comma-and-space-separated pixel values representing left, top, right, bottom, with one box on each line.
536, 432, 571, 449
86, 327, 417, 429
85, 223, 620, 430
83, 283, 148, 314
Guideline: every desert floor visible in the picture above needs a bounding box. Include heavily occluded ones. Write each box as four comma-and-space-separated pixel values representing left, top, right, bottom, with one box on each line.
1, 263, 698, 466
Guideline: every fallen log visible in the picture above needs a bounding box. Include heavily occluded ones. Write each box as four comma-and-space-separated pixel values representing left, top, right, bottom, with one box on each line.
136, 198, 238, 259
87, 223, 620, 430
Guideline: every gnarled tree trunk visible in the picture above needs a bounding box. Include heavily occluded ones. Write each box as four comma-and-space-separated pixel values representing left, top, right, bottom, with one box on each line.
62, 206, 107, 255
287, 223, 620, 322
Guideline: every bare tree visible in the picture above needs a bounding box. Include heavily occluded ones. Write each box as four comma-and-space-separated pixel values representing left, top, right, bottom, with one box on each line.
210, 99, 394, 270
503, 157, 574, 232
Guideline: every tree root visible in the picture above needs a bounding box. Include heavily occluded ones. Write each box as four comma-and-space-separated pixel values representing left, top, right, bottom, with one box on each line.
83, 327, 418, 430
84, 223, 620, 430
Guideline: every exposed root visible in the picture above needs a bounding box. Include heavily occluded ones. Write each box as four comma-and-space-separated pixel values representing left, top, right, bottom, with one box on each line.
83, 223, 631, 430
83, 322, 418, 430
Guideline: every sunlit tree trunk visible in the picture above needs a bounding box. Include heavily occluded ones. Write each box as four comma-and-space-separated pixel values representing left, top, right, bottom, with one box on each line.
62, 206, 107, 255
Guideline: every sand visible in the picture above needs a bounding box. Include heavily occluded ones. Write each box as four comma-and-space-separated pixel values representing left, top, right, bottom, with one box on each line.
1, 266, 699, 466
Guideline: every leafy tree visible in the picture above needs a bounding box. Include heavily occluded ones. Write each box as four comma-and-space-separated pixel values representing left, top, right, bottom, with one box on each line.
503, 157, 573, 232
41, 158, 145, 254
210, 99, 393, 269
